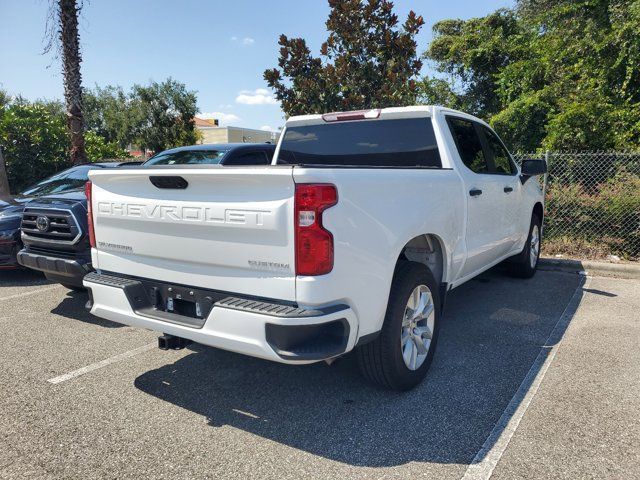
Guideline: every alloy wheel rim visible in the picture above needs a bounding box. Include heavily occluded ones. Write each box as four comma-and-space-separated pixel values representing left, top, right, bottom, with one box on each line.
530, 224, 540, 268
401, 284, 435, 371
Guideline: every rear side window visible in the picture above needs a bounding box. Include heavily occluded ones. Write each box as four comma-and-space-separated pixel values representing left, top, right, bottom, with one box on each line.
224, 150, 270, 166
481, 126, 516, 175
277, 118, 442, 168
446, 117, 489, 174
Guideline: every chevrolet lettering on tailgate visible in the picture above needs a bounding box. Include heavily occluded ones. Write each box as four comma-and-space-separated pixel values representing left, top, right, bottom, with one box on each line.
97, 202, 272, 227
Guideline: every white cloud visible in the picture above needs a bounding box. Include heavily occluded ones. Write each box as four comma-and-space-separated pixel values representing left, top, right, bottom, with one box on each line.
260, 125, 275, 132
230, 36, 255, 46
197, 111, 241, 126
236, 88, 278, 106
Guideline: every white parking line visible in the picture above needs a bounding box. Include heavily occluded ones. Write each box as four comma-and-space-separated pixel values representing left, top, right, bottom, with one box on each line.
461, 276, 590, 480
0, 284, 60, 302
47, 342, 156, 384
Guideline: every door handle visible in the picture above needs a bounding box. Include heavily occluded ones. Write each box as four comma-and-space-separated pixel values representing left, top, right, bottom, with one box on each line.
469, 189, 483, 197
504, 186, 513, 193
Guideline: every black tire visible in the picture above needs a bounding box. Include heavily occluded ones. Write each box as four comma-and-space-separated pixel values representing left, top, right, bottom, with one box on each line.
356, 261, 441, 391
508, 214, 542, 278
61, 283, 85, 292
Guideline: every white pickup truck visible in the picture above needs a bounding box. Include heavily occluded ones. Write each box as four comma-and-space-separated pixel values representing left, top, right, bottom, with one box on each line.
83, 106, 546, 390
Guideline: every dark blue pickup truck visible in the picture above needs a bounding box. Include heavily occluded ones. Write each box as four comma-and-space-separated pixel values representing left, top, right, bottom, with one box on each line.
1, 162, 140, 273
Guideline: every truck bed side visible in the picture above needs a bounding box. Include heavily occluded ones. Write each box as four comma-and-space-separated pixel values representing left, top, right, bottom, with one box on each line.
292, 167, 464, 337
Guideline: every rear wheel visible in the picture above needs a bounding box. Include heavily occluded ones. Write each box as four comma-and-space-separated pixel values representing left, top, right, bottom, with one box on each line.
509, 214, 542, 278
356, 262, 440, 391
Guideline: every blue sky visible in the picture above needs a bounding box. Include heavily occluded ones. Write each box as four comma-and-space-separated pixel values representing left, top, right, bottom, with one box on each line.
0, 0, 512, 131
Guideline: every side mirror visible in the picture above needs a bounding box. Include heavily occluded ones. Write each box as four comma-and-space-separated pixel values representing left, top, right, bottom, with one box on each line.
520, 158, 547, 183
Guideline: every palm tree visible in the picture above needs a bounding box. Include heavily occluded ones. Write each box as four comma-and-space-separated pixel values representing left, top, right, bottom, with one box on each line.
49, 0, 87, 165
0, 92, 10, 195
0, 147, 10, 196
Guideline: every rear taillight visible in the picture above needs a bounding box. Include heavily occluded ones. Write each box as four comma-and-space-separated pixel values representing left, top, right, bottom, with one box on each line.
85, 180, 96, 248
295, 184, 338, 276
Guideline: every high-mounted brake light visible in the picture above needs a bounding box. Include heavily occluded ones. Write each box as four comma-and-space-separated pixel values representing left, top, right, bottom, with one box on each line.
295, 184, 338, 276
85, 181, 96, 248
322, 109, 380, 122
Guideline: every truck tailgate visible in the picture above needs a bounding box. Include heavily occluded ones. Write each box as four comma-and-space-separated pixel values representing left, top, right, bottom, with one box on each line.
88, 167, 296, 301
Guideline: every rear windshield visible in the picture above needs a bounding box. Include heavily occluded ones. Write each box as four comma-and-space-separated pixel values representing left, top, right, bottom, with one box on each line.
277, 117, 442, 168
144, 149, 229, 166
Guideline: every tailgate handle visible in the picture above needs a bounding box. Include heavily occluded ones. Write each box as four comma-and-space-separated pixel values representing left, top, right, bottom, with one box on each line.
149, 176, 189, 189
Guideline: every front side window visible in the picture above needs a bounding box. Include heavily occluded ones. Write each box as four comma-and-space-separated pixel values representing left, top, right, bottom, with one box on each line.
482, 127, 516, 175
277, 118, 442, 168
447, 117, 489, 174
144, 149, 228, 166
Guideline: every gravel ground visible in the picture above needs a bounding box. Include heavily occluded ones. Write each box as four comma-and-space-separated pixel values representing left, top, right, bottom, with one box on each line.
0, 267, 637, 479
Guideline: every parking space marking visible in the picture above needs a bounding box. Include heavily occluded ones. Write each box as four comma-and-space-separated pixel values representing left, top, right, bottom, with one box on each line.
461, 276, 589, 480
47, 342, 156, 384
0, 284, 60, 302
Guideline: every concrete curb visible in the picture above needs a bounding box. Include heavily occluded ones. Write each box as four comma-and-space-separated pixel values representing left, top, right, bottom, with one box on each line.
539, 257, 640, 279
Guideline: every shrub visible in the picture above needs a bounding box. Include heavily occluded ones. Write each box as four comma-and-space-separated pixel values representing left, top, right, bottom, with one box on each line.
0, 102, 69, 193
0, 100, 129, 193
544, 168, 640, 259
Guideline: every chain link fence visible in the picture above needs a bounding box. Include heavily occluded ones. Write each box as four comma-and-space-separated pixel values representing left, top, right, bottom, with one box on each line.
513, 152, 640, 261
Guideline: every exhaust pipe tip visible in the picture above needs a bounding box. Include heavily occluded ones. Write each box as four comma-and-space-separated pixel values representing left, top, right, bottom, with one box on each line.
158, 334, 192, 350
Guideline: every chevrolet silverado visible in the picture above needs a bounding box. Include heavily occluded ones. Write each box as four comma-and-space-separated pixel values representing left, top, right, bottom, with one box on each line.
83, 106, 546, 390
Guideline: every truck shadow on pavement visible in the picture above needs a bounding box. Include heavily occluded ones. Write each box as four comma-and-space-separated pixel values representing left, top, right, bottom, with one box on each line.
51, 290, 125, 328
0, 269, 51, 288
134, 269, 582, 467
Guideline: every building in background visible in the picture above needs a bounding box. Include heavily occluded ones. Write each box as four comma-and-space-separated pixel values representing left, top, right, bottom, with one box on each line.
194, 117, 279, 144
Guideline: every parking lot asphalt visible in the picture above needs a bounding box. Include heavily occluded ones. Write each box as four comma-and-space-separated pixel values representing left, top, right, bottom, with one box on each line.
0, 267, 638, 479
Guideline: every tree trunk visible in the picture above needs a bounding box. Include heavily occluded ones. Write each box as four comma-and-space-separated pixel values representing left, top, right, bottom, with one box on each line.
0, 147, 10, 196
58, 0, 87, 165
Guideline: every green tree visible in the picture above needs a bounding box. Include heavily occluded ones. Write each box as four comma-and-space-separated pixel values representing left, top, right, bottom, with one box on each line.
425, 9, 528, 117
264, 0, 424, 116
84, 130, 128, 160
423, 0, 640, 151
0, 90, 9, 109
84, 85, 137, 149
84, 79, 200, 153
416, 77, 462, 111
131, 78, 198, 152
